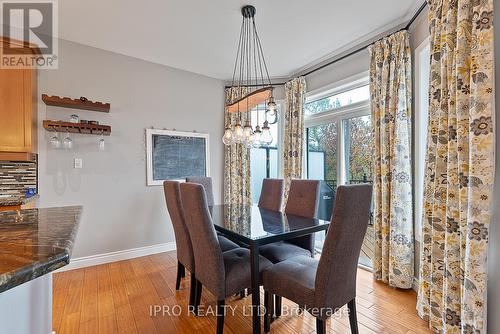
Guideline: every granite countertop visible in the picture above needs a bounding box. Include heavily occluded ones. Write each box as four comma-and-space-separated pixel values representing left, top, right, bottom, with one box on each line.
0, 194, 39, 206
0, 206, 82, 293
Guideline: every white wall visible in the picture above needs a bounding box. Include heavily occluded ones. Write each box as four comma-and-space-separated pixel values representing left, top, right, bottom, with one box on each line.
37, 40, 225, 258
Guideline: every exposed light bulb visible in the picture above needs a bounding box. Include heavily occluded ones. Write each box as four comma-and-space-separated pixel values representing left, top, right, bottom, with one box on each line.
260, 121, 273, 146
222, 127, 234, 145
243, 123, 253, 138
252, 126, 262, 147
233, 123, 244, 143
267, 97, 277, 116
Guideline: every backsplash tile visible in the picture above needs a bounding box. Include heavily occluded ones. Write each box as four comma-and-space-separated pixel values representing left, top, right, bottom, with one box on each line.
0, 156, 38, 196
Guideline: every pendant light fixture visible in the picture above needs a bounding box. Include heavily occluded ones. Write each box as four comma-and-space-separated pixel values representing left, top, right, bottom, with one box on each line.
223, 5, 276, 147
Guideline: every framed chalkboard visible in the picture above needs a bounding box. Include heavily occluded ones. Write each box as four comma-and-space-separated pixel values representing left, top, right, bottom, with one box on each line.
146, 129, 210, 186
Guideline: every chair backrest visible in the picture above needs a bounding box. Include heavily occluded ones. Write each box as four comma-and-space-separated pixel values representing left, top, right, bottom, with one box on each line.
180, 182, 225, 297
163, 181, 194, 272
285, 179, 320, 218
258, 178, 284, 211
314, 184, 373, 310
186, 176, 214, 206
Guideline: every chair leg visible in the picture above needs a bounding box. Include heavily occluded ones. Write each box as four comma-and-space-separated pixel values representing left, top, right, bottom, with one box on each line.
175, 262, 185, 291
194, 279, 203, 316
274, 295, 282, 319
316, 318, 327, 334
348, 298, 359, 334
188, 273, 196, 310
264, 290, 274, 332
216, 300, 225, 334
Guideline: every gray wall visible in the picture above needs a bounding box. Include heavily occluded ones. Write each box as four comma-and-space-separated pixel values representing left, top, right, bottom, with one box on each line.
305, 49, 369, 93
488, 0, 499, 331
37, 40, 225, 258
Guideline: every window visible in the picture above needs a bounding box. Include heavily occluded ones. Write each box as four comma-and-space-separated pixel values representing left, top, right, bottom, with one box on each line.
343, 115, 373, 183
305, 85, 370, 116
415, 38, 430, 243
305, 73, 373, 267
250, 104, 281, 203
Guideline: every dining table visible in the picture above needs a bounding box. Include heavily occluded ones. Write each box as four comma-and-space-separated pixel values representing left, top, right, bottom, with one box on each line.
209, 204, 330, 334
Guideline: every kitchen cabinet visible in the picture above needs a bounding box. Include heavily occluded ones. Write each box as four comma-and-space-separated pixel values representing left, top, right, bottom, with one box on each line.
0, 37, 38, 161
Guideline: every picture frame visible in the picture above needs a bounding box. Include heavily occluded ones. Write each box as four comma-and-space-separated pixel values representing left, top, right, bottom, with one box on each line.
145, 129, 210, 186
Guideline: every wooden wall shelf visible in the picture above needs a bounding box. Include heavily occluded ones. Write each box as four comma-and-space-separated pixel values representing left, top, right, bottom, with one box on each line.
43, 120, 111, 136
42, 94, 110, 113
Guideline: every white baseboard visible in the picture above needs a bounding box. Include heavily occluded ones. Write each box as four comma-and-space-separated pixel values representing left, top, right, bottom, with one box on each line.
57, 242, 177, 272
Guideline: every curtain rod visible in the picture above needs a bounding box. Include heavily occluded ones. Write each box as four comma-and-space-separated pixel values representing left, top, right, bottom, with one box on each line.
225, 1, 427, 88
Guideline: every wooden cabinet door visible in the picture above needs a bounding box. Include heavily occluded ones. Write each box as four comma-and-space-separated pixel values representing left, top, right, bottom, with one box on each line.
0, 68, 35, 152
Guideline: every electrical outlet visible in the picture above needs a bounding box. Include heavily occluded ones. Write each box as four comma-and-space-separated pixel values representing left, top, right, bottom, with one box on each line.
74, 158, 83, 169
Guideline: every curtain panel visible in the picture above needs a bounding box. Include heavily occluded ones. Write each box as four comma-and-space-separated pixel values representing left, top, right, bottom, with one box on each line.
223, 87, 252, 206
283, 77, 307, 204
369, 30, 414, 289
417, 1, 495, 333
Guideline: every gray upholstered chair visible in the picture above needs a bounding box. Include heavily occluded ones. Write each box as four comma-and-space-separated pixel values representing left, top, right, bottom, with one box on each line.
259, 179, 320, 264
258, 178, 284, 211
163, 181, 197, 306
185, 176, 238, 252
262, 184, 373, 334
180, 182, 273, 334
186, 176, 215, 206
163, 181, 239, 308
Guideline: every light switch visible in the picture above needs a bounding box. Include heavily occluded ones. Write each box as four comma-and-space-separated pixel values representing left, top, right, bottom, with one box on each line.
74, 158, 83, 169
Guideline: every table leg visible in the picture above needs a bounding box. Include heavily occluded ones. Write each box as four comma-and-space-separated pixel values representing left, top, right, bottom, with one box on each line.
250, 243, 261, 334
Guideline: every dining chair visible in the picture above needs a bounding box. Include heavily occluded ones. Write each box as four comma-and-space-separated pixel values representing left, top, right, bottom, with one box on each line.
163, 181, 239, 308
163, 180, 197, 307
258, 178, 284, 211
180, 182, 273, 334
185, 176, 239, 252
186, 176, 215, 206
259, 179, 320, 264
262, 184, 373, 334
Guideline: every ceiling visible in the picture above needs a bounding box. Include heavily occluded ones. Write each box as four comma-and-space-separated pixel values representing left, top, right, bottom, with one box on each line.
58, 0, 419, 80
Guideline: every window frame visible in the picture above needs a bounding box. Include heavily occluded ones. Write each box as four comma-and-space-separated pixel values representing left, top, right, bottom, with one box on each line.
304, 72, 371, 187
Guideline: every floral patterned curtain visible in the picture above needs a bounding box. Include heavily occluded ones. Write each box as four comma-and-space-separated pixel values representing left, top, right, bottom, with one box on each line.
369, 30, 414, 289
283, 77, 306, 204
223, 87, 252, 206
417, 1, 495, 333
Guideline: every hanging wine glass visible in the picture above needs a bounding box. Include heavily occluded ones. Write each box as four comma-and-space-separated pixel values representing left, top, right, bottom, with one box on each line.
98, 130, 105, 151
48, 133, 61, 149
63, 131, 73, 150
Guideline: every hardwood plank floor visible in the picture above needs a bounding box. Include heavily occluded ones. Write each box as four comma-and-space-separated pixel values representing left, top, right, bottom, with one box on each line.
53, 251, 432, 334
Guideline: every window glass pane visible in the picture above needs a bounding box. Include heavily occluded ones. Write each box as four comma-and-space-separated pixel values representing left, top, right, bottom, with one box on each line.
307, 123, 338, 221
250, 148, 267, 204
343, 115, 373, 183
249, 104, 280, 203
343, 114, 373, 268
305, 85, 370, 115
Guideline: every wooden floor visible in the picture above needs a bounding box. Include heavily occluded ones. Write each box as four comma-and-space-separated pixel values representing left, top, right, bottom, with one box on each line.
53, 251, 432, 334
359, 225, 374, 267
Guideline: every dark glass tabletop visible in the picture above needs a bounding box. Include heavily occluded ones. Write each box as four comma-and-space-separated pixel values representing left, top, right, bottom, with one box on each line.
209, 204, 330, 245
